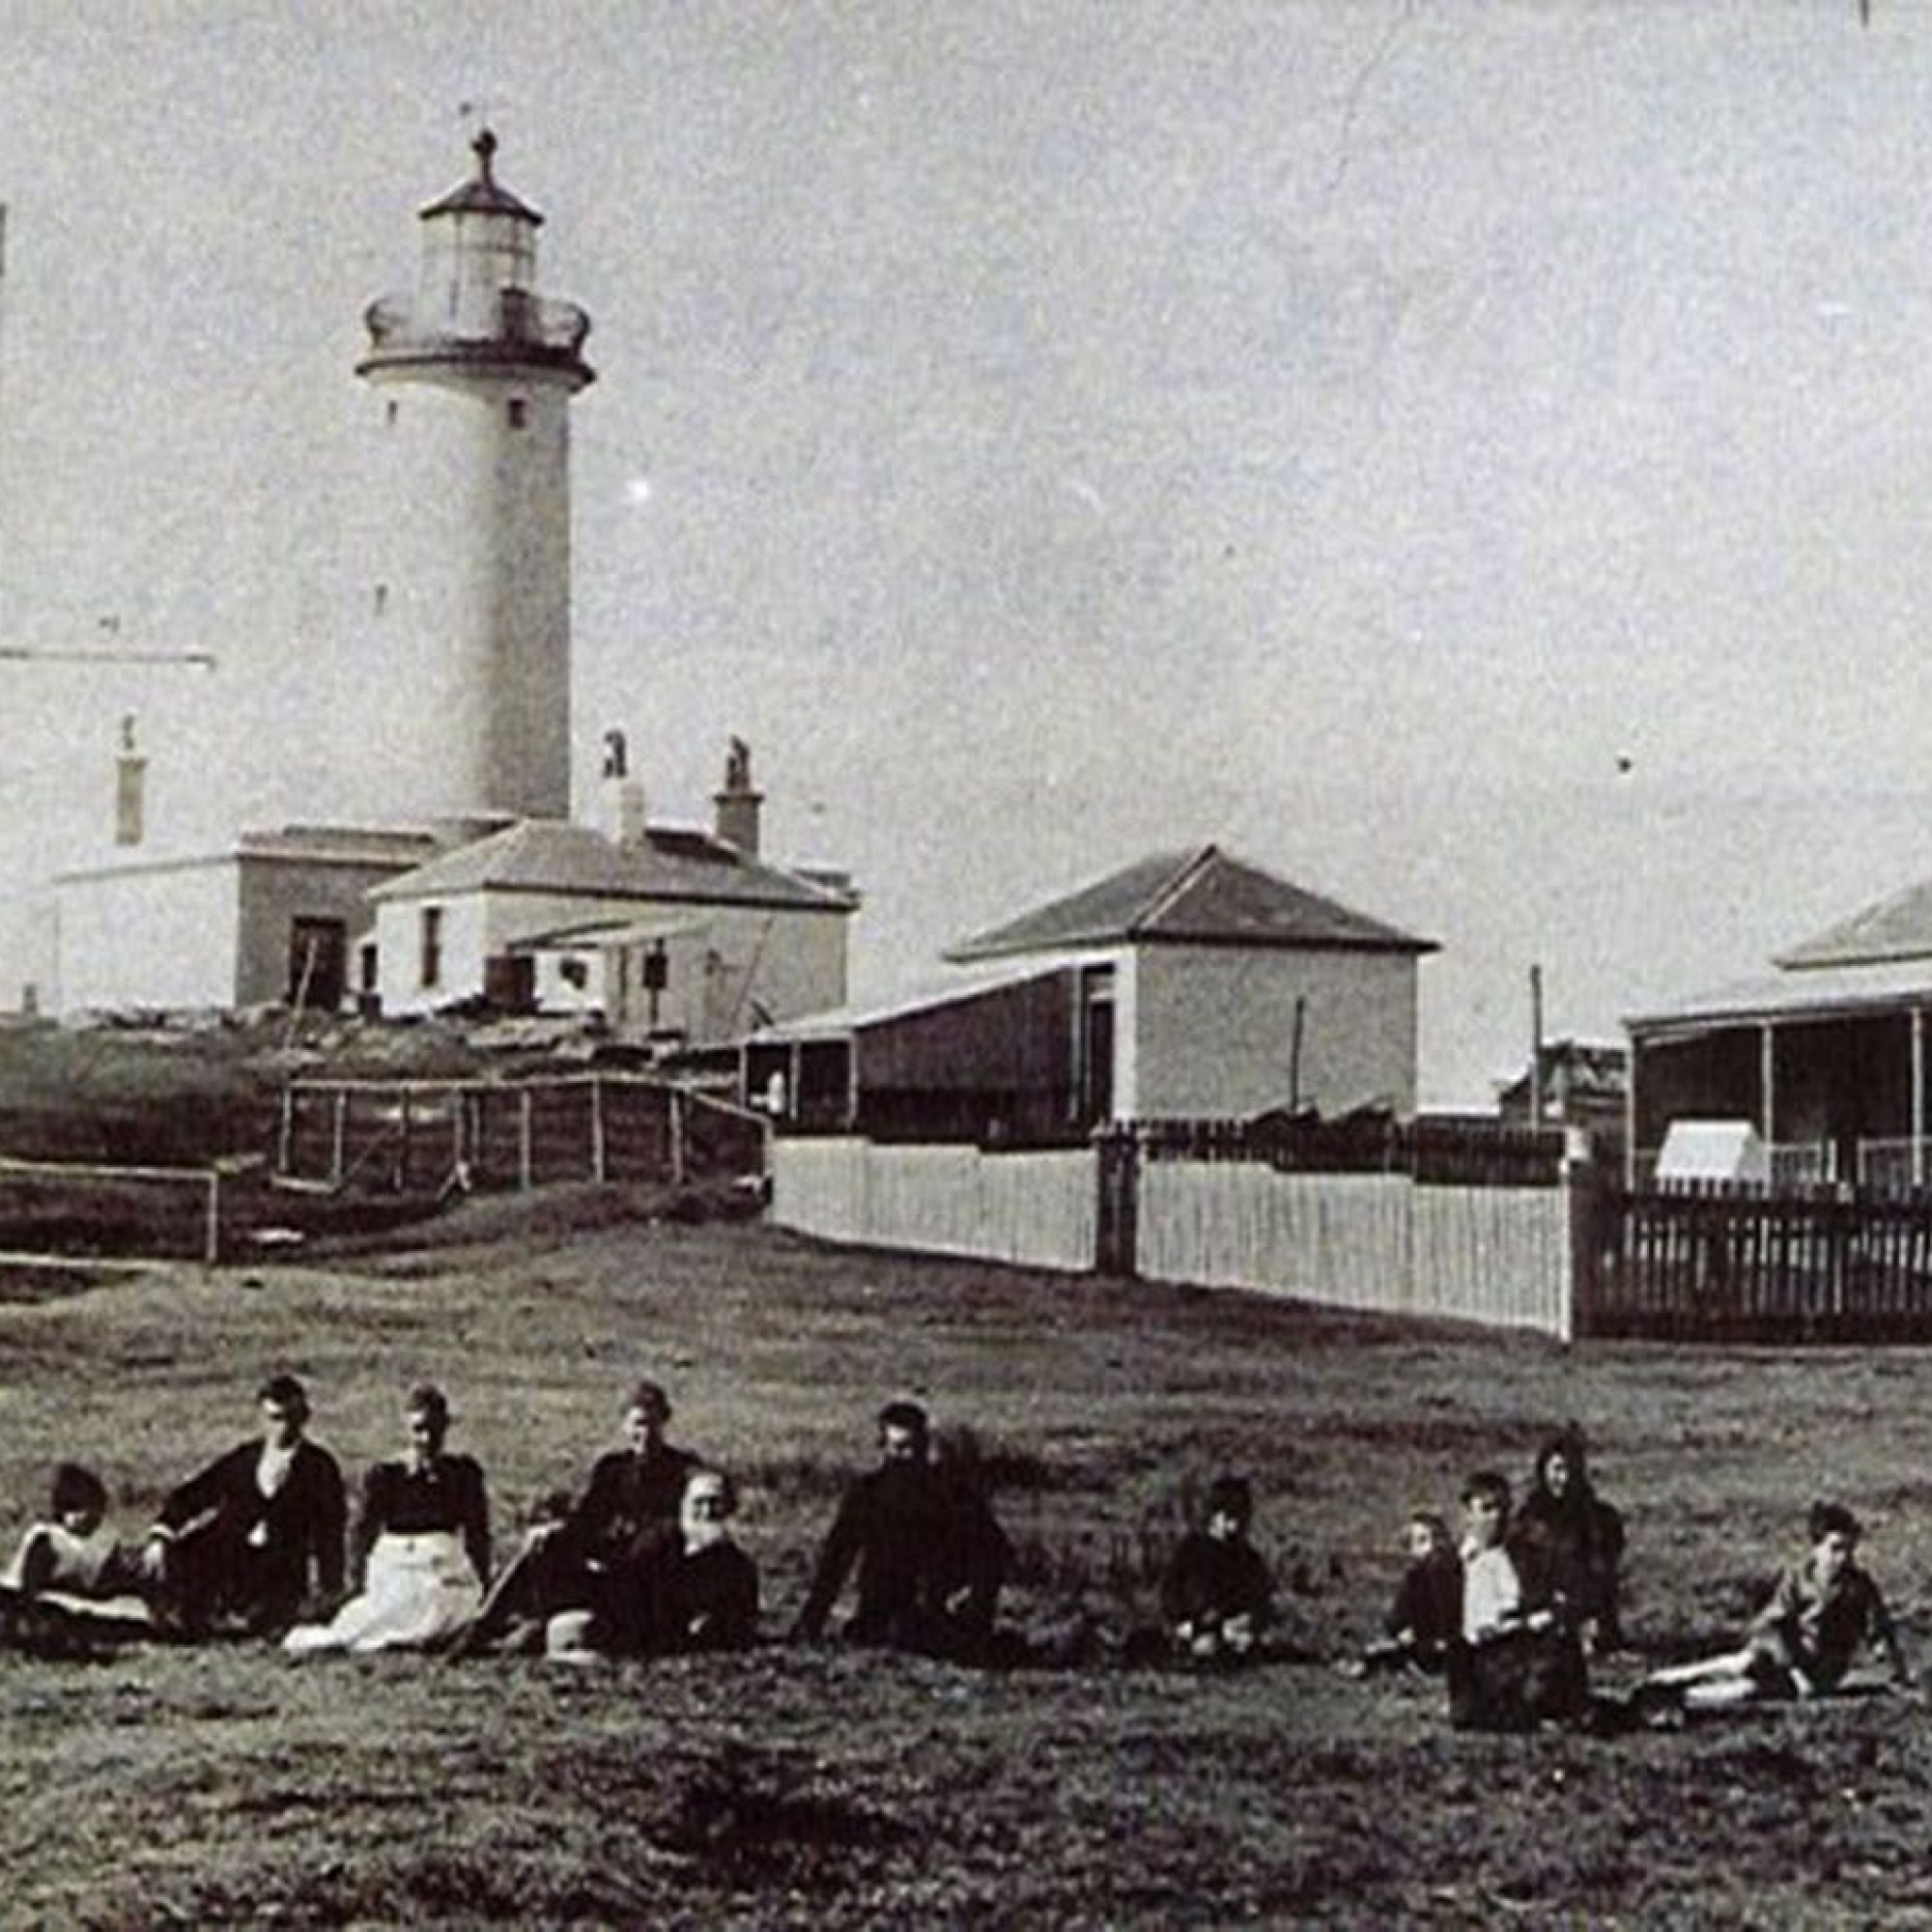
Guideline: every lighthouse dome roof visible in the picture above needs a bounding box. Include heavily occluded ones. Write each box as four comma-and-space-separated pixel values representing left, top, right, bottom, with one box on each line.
419, 128, 543, 226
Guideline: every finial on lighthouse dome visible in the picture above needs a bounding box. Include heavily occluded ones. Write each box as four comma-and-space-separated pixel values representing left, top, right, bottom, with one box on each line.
417, 127, 544, 227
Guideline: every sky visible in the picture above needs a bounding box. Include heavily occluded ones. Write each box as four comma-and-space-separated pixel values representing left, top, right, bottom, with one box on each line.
2, 0, 1930, 1104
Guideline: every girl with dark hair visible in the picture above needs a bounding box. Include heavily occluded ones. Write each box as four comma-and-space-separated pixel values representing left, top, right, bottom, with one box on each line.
1511, 1426, 1626, 1654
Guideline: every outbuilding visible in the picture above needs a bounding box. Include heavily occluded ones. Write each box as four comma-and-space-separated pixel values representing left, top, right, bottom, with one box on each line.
749, 843, 1435, 1139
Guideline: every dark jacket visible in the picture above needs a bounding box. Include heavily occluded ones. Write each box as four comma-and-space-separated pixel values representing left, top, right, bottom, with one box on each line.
1385, 1548, 1463, 1655
663, 1542, 759, 1652
558, 1444, 698, 1576
796, 1461, 1010, 1653
1160, 1531, 1274, 1636
156, 1436, 346, 1629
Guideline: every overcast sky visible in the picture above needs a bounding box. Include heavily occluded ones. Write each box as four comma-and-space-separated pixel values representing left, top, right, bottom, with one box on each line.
2, 0, 1929, 1103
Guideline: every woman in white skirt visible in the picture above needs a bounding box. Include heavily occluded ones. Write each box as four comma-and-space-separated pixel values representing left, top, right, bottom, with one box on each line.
285, 1384, 489, 1656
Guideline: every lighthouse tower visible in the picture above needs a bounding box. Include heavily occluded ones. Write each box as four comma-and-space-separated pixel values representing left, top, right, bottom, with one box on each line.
352, 130, 593, 825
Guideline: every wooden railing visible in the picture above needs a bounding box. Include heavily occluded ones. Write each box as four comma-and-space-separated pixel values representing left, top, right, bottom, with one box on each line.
276, 1074, 767, 1196
1580, 1179, 1932, 1341
1136, 1116, 1567, 1189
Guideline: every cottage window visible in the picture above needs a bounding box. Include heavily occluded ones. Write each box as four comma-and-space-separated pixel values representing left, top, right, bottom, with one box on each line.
419, 906, 443, 990
507, 397, 527, 430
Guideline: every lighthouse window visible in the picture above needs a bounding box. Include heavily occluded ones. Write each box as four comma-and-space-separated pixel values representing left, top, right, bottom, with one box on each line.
373, 582, 388, 617
507, 398, 527, 430
385, 400, 399, 427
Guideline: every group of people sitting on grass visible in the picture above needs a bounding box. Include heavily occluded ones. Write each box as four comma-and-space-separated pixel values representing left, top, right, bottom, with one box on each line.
0, 1375, 1022, 1667
1338, 1425, 1917, 1732
0, 1384, 1915, 1729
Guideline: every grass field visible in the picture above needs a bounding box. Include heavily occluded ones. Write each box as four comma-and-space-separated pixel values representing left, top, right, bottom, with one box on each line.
9, 1204, 1932, 1926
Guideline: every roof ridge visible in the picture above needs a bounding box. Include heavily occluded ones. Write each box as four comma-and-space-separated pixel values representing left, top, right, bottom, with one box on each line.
1129, 843, 1219, 937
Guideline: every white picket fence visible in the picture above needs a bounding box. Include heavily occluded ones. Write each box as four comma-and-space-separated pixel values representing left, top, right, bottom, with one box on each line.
772, 1138, 1097, 1273
1135, 1162, 1572, 1338
770, 1138, 1575, 1338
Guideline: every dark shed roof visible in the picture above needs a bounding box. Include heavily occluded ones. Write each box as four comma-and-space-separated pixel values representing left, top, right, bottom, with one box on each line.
946, 844, 1435, 962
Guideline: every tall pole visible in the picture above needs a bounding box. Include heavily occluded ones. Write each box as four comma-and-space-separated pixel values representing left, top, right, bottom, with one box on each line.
1289, 995, 1306, 1115
1529, 964, 1546, 1127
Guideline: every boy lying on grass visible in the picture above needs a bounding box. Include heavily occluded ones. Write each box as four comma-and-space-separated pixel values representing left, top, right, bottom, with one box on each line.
0, 1463, 156, 1650
1639, 1500, 1916, 1718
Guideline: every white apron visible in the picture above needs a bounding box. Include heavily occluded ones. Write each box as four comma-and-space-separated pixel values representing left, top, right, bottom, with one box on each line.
283, 1531, 481, 1656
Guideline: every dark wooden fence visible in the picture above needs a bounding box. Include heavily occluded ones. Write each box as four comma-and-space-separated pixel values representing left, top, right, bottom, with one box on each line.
1580, 1179, 1932, 1342
1135, 1116, 1567, 1188
277, 1074, 767, 1197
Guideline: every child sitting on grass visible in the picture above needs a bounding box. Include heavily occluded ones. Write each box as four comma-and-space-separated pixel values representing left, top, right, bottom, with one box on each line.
1445, 1469, 1588, 1730
1639, 1501, 1916, 1717
1160, 1474, 1274, 1663
1340, 1509, 1462, 1677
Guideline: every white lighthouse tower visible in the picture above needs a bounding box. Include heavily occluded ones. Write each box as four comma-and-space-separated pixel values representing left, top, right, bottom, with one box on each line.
351, 129, 593, 825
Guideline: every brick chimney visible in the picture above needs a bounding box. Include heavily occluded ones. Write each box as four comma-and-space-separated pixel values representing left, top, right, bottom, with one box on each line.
713, 736, 763, 857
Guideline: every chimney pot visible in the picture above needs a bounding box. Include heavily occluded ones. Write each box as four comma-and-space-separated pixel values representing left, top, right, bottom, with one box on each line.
713, 736, 763, 858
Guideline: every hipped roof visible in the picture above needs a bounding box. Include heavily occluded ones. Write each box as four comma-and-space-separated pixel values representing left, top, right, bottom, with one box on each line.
369, 818, 856, 914
1628, 956, 1932, 1037
946, 844, 1435, 962
1777, 876, 1932, 970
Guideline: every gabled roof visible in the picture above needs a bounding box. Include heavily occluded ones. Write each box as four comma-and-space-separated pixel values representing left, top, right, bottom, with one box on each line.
1777, 876, 1932, 970
945, 844, 1435, 962
368, 818, 857, 914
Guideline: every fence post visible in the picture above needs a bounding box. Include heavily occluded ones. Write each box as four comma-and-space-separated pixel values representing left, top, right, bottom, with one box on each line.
591, 1077, 607, 1183
330, 1088, 347, 1189
519, 1089, 533, 1192
1565, 1146, 1605, 1343
1094, 1124, 1139, 1278
397, 1092, 412, 1194
277, 1089, 295, 1178
669, 1086, 687, 1186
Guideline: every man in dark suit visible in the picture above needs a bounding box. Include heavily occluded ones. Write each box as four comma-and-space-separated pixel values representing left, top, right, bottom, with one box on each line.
144, 1374, 346, 1636
792, 1400, 1010, 1661
460, 1378, 697, 1655
546, 1378, 697, 1650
